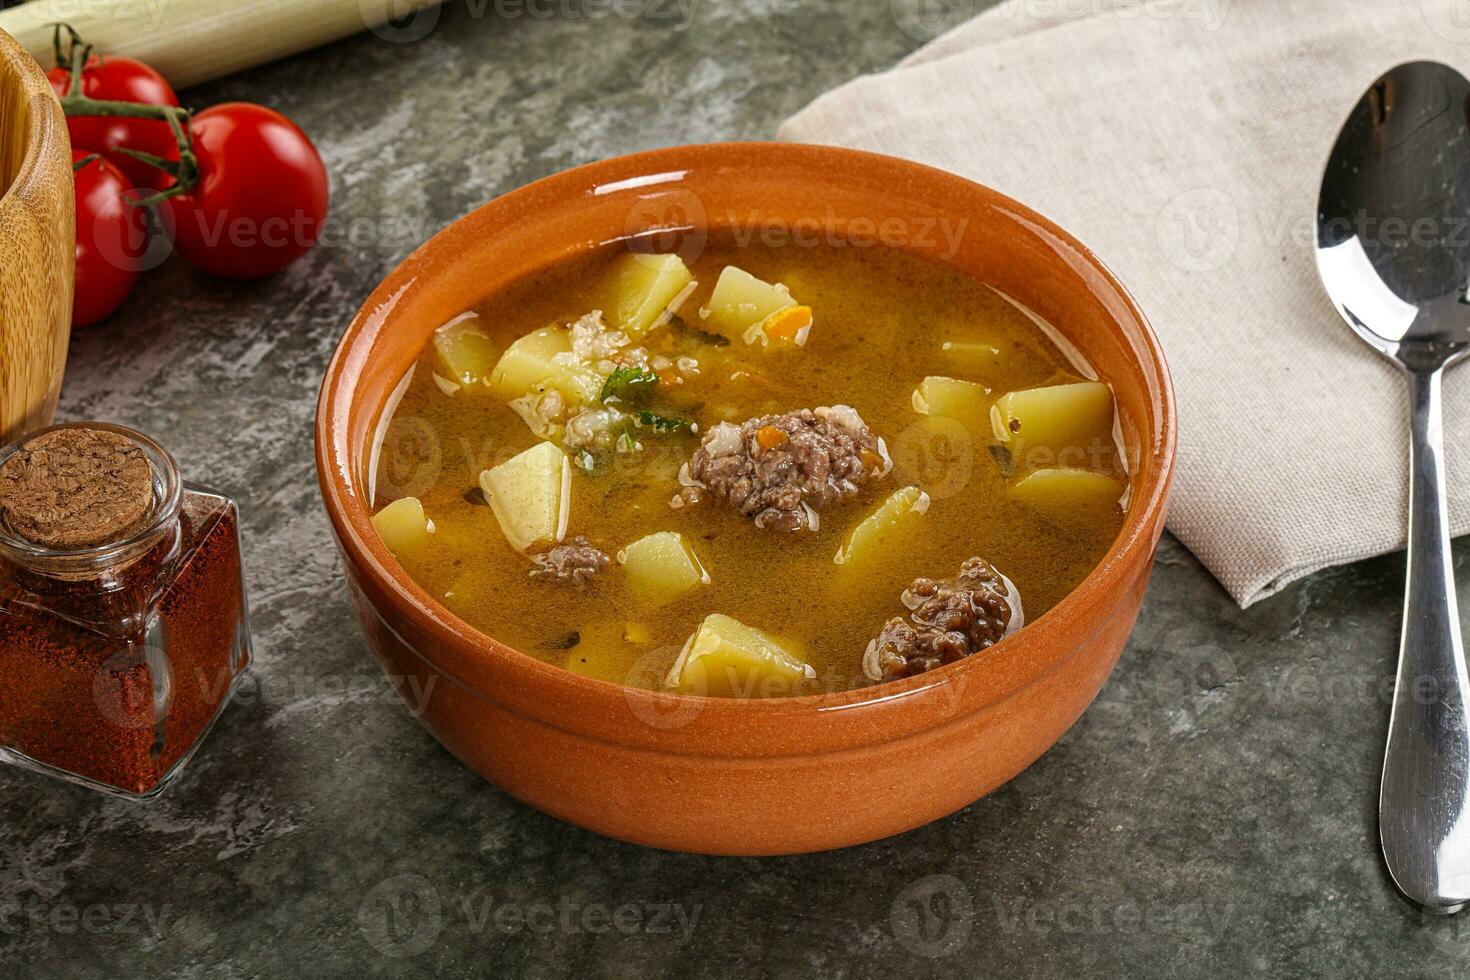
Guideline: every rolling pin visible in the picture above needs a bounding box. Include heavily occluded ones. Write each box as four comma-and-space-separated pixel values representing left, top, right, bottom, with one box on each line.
0, 0, 444, 89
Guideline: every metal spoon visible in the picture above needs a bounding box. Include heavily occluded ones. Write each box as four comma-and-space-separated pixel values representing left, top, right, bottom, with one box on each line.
1316, 61, 1470, 913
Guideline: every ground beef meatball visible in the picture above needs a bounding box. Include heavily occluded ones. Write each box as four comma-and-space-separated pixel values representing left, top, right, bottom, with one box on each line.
529, 536, 610, 585
674, 405, 889, 531
862, 557, 1023, 682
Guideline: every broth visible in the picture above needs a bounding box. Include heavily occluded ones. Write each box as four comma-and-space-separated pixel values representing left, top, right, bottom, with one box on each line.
373, 237, 1127, 696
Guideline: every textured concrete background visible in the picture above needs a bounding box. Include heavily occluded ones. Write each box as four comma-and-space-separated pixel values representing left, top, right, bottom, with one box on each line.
3, 0, 1470, 976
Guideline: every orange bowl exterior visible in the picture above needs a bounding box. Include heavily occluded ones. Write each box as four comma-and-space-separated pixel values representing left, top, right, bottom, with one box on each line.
315, 143, 1176, 855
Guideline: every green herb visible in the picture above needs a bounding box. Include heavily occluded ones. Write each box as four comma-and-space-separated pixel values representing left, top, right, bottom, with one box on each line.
634, 410, 695, 434
598, 365, 660, 405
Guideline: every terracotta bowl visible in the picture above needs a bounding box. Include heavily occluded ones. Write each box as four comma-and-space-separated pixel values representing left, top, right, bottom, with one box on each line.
316, 143, 1176, 855
0, 27, 72, 446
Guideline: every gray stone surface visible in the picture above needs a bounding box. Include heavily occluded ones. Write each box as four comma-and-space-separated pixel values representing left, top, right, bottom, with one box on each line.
3, 0, 1468, 976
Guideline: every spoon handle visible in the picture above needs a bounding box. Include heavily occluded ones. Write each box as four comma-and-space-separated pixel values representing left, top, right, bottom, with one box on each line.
1381, 366, 1470, 912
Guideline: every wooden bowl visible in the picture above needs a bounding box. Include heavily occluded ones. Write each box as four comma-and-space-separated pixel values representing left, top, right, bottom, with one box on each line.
316, 143, 1177, 855
0, 27, 72, 446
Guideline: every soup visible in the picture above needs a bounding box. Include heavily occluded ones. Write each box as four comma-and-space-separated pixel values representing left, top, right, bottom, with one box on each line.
371, 236, 1128, 697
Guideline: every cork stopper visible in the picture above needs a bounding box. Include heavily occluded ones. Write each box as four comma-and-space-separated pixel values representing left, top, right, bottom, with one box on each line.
0, 427, 156, 550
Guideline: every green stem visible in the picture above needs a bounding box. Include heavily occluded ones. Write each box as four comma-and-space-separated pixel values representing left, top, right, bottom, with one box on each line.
59, 94, 200, 192
62, 94, 182, 120
115, 147, 180, 175
49, 23, 202, 195
133, 183, 194, 208
50, 23, 83, 72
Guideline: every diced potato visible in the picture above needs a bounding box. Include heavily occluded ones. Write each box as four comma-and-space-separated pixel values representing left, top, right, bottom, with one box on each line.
612, 253, 694, 340
617, 531, 709, 605
911, 376, 990, 424
478, 442, 571, 552
990, 381, 1114, 451
489, 326, 603, 403
833, 486, 931, 565
942, 337, 1052, 384
704, 266, 796, 335
665, 613, 815, 698
372, 497, 434, 554
941, 340, 1001, 371
432, 314, 499, 387
1009, 468, 1125, 512
623, 622, 652, 644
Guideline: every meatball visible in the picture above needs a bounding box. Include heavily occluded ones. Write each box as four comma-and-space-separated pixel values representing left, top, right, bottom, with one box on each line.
674, 405, 889, 531
862, 557, 1023, 682
529, 536, 610, 586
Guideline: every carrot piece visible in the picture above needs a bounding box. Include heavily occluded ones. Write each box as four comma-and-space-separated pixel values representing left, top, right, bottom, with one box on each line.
755, 425, 789, 450
762, 305, 813, 345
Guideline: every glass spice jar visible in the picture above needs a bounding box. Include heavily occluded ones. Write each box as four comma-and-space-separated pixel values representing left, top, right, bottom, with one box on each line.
0, 422, 252, 798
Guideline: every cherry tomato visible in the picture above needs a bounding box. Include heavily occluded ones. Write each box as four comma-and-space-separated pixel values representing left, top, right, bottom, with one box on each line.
71, 150, 147, 329
165, 103, 329, 279
49, 56, 180, 190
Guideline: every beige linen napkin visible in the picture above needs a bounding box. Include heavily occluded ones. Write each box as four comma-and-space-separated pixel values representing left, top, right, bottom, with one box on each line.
781, 0, 1470, 607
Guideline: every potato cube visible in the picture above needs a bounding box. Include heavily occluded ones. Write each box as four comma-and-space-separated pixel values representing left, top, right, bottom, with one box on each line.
372, 497, 434, 554
704, 266, 796, 335
990, 381, 1114, 453
431, 314, 499, 387
911, 376, 990, 425
612, 253, 695, 340
617, 531, 709, 605
834, 486, 931, 565
489, 326, 603, 403
665, 613, 815, 697
1008, 468, 1125, 513
941, 340, 1001, 368
478, 441, 571, 552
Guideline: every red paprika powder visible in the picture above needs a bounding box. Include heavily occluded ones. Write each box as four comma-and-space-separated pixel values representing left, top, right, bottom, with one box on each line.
0, 422, 251, 797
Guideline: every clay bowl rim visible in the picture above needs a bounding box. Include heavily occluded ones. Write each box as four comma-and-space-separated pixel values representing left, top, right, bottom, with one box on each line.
316, 141, 1177, 746
0, 29, 61, 211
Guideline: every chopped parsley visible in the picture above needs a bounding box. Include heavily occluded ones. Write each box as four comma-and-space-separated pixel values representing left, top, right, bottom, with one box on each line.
634, 410, 695, 434
598, 365, 660, 405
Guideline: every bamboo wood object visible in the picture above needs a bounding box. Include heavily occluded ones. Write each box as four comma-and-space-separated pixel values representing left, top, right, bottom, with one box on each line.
0, 27, 72, 448
0, 0, 444, 90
